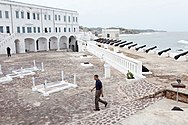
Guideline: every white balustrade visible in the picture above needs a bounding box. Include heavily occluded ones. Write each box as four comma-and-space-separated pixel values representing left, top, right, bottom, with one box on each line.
87, 42, 143, 78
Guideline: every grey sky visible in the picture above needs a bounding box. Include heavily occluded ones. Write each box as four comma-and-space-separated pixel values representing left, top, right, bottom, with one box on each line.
15, 0, 188, 31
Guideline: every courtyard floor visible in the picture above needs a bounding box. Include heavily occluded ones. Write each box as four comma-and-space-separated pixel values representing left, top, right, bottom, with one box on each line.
0, 51, 165, 125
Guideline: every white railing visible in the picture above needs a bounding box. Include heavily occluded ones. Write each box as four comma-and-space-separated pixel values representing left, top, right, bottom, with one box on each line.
87, 42, 143, 78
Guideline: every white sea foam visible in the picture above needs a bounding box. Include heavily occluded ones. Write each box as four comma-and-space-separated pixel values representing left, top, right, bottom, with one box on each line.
177, 40, 188, 44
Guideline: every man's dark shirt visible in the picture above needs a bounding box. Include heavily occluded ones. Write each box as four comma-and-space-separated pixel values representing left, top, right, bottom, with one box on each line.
95, 79, 102, 90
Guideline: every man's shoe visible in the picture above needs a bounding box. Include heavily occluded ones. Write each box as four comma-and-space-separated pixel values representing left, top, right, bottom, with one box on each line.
94, 109, 100, 111
105, 102, 108, 108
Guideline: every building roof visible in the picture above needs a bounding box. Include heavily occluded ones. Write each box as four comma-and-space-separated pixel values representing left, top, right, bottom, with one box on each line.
0, 0, 78, 14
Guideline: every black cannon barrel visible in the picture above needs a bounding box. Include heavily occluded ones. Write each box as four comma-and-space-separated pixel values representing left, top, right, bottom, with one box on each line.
158, 48, 171, 56
124, 42, 133, 46
110, 40, 121, 45
119, 43, 128, 48
128, 44, 138, 49
145, 46, 157, 53
174, 51, 188, 60
114, 41, 127, 46
135, 45, 146, 51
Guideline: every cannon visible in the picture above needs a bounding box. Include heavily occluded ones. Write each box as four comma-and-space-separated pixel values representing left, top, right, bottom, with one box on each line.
145, 46, 157, 53
135, 45, 146, 51
110, 40, 121, 45
158, 48, 171, 56
174, 51, 188, 60
128, 44, 138, 49
124, 42, 133, 46
114, 41, 127, 46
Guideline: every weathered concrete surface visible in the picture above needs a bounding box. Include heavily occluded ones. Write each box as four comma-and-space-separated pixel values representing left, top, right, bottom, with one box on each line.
117, 99, 188, 125
0, 51, 163, 125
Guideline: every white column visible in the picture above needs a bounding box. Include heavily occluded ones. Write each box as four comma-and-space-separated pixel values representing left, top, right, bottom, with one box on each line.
32, 77, 37, 91
43, 80, 49, 96
61, 71, 64, 81
0, 65, 3, 74
34, 40, 37, 52
46, 41, 49, 51
104, 63, 111, 79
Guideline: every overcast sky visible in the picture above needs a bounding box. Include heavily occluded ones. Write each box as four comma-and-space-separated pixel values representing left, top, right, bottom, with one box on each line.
14, 0, 188, 31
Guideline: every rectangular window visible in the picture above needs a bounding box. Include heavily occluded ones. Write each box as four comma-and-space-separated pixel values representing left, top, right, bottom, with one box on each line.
37, 13, 40, 20
21, 12, 24, 18
55, 15, 57, 21
69, 28, 71, 32
17, 27, 20, 33
49, 27, 51, 33
55, 27, 58, 32
64, 27, 66, 32
0, 26, 3, 33
68, 16, 70, 22
22, 27, 25, 33
33, 13, 36, 20
48, 15, 51, 20
74, 28, 76, 32
44, 15, 47, 20
76, 17, 78, 22
27, 27, 32, 33
33, 27, 36, 33
6, 26, 10, 33
58, 15, 61, 21
5, 11, 9, 19
0, 11, 2, 18
73, 17, 75, 22
64, 15, 66, 22
38, 27, 40, 33
59, 27, 61, 32
16, 11, 19, 18
27, 12, 30, 19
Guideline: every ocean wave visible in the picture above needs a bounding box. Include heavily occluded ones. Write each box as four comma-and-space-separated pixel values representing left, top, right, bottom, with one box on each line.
177, 40, 188, 44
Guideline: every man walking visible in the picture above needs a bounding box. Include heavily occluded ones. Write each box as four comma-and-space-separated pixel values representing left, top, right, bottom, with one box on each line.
6, 47, 11, 57
91, 75, 108, 111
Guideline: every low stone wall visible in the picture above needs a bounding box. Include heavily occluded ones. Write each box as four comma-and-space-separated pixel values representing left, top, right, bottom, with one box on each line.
165, 89, 188, 104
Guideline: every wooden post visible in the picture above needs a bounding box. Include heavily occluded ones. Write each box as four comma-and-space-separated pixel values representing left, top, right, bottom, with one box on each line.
33, 60, 36, 68
32, 77, 37, 91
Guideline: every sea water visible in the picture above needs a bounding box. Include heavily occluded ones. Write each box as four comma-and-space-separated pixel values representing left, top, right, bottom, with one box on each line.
120, 32, 188, 52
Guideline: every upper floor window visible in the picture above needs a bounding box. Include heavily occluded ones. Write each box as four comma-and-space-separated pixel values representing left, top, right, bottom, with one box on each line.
5, 11, 9, 19
38, 27, 40, 33
69, 28, 71, 32
16, 11, 19, 18
27, 12, 30, 19
74, 28, 76, 32
59, 27, 61, 32
33, 27, 36, 33
48, 15, 51, 20
21, 11, 24, 19
55, 27, 58, 32
76, 17, 78, 22
0, 26, 3, 33
0, 11, 2, 18
44, 14, 47, 20
22, 27, 25, 33
49, 27, 51, 33
37, 13, 40, 20
27, 27, 32, 33
17, 27, 20, 33
73, 17, 75, 22
68, 16, 71, 22
33, 13, 36, 20
64, 27, 66, 32
55, 15, 57, 21
58, 15, 61, 21
64, 15, 66, 22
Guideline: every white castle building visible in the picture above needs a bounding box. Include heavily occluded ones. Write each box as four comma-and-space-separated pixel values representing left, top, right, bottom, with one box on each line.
0, 0, 79, 54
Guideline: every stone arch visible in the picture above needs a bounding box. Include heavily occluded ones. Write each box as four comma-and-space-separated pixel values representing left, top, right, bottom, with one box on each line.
49, 36, 58, 50
24, 38, 35, 52
69, 36, 78, 52
59, 36, 68, 49
14, 39, 20, 53
36, 37, 48, 51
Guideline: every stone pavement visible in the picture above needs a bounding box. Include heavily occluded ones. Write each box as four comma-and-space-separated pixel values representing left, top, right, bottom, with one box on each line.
0, 51, 164, 124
